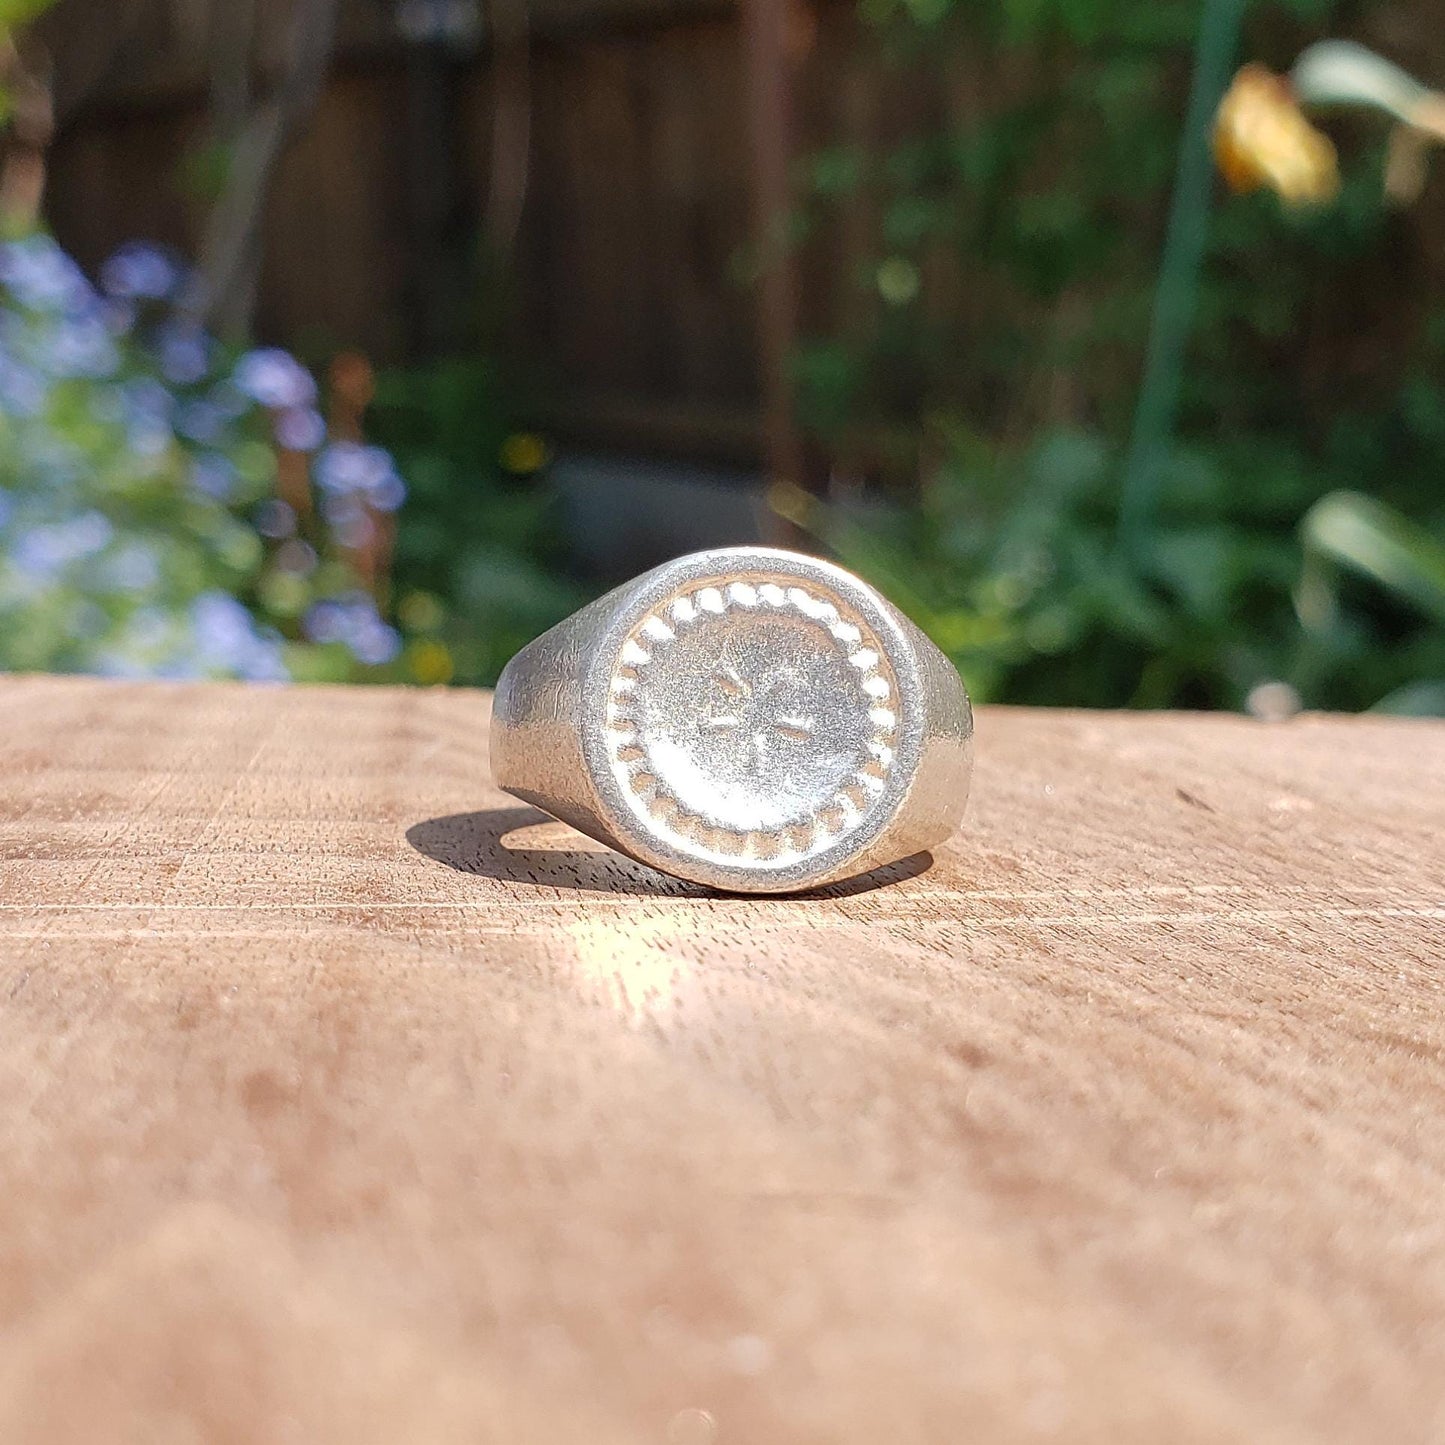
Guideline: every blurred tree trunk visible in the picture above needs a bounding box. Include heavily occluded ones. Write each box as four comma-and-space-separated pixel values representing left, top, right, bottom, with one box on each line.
483, 0, 530, 262
0, 28, 54, 228
186, 0, 340, 340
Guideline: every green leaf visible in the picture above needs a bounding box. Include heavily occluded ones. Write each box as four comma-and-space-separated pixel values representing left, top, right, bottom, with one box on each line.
809, 147, 865, 199
0, 0, 59, 26
1026, 428, 1108, 500
1291, 40, 1430, 122
1369, 681, 1445, 717
902, 0, 951, 26
1055, 0, 1108, 45
999, 0, 1050, 46
1301, 491, 1445, 625
883, 195, 943, 249
1146, 526, 1234, 621
875, 256, 921, 305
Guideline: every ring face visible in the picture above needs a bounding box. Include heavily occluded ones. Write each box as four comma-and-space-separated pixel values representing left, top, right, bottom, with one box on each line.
605, 578, 898, 860
581, 551, 926, 891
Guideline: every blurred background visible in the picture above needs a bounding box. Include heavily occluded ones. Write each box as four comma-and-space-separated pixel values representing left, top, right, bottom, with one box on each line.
1, 0, 1443, 710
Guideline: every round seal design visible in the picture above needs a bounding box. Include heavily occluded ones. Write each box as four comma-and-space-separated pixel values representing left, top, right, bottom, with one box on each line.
603, 576, 900, 864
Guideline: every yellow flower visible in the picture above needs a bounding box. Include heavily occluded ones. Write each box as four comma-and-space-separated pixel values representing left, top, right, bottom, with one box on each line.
408, 639, 454, 686
765, 477, 816, 528
1214, 64, 1340, 206
876, 256, 921, 306
499, 433, 548, 475
397, 589, 446, 633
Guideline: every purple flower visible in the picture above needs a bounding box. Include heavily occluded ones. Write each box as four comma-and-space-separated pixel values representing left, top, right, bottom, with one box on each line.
350, 619, 401, 666
319, 490, 375, 549
10, 533, 61, 581
10, 511, 114, 581
0, 353, 45, 416
233, 347, 316, 410
154, 658, 207, 680
191, 453, 238, 501
190, 591, 289, 682
315, 442, 384, 493
99, 242, 181, 302
301, 592, 400, 666
254, 498, 297, 539
127, 416, 172, 457
0, 235, 95, 315
176, 399, 226, 445
274, 406, 326, 452
122, 377, 174, 425
315, 441, 406, 513
101, 298, 138, 337
191, 591, 254, 652
156, 323, 211, 385
41, 315, 120, 379
369, 471, 406, 512
119, 377, 174, 456
302, 599, 346, 644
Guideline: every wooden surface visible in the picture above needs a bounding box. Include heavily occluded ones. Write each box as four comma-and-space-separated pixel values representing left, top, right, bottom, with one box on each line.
1, 676, 1442, 1444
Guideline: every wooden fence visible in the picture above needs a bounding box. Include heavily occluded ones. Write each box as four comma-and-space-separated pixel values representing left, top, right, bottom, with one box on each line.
39, 0, 909, 465
38, 1, 1445, 469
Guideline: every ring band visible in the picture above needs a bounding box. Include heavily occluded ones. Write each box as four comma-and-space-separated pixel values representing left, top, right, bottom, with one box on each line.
491, 546, 973, 893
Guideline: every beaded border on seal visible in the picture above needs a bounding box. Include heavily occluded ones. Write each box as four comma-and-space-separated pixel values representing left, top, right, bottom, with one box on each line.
603, 577, 900, 863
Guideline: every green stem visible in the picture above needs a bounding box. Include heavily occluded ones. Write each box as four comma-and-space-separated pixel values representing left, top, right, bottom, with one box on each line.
1117, 0, 1246, 555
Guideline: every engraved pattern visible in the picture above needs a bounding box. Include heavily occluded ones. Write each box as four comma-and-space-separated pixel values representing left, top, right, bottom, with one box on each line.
604, 577, 899, 862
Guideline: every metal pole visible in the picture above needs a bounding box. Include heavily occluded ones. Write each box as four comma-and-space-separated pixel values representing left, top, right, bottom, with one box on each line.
1116, 0, 1246, 556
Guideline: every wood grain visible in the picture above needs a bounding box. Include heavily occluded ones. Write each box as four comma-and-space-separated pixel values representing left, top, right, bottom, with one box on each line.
0, 675, 1441, 1443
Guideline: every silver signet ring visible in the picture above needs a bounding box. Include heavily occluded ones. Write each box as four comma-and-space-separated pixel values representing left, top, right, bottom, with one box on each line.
490, 546, 973, 893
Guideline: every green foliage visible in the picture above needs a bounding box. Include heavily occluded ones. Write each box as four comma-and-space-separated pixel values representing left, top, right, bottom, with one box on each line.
0, 0, 54, 24
1303, 491, 1445, 626
368, 358, 586, 687
812, 429, 1445, 710
795, 0, 1445, 711
0, 0, 59, 124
